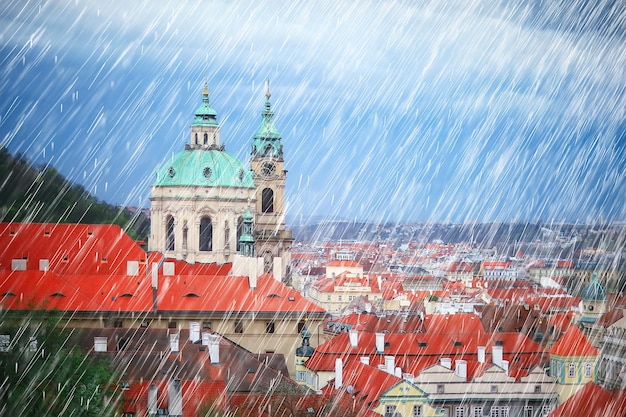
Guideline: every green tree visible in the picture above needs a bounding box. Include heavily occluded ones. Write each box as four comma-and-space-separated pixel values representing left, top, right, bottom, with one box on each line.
0, 310, 121, 417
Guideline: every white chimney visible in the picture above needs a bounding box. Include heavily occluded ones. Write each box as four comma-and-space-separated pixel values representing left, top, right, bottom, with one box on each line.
455, 360, 467, 379
385, 356, 395, 375
440, 358, 452, 369
189, 322, 200, 342
395, 367, 402, 378
147, 384, 158, 415
492, 345, 503, 367
201, 332, 210, 346
169, 333, 179, 353
208, 334, 220, 364
403, 373, 415, 383
477, 346, 486, 363
360, 356, 370, 365
335, 358, 343, 389
375, 332, 385, 353
168, 379, 182, 416
349, 329, 359, 348
501, 359, 509, 375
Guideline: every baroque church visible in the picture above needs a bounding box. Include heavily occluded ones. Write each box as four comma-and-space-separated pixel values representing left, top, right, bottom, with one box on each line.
148, 83, 293, 282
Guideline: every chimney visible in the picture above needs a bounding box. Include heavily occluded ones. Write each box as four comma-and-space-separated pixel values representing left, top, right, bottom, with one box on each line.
169, 333, 179, 353
455, 360, 467, 379
440, 358, 452, 369
208, 334, 221, 364
335, 358, 343, 389
349, 329, 359, 348
375, 332, 385, 353
403, 373, 415, 383
395, 367, 402, 378
360, 356, 370, 365
501, 359, 509, 375
148, 384, 158, 416
477, 346, 486, 363
492, 345, 503, 367
385, 356, 395, 375
189, 322, 200, 342
168, 379, 183, 416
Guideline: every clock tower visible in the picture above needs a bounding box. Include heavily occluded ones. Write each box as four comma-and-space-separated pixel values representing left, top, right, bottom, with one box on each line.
250, 82, 293, 281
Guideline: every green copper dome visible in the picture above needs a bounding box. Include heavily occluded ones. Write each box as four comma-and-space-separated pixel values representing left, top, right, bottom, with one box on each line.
582, 273, 606, 301
192, 84, 218, 127
154, 149, 255, 188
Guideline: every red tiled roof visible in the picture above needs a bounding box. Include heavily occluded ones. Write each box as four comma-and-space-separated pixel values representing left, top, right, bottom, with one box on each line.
157, 274, 326, 315
0, 222, 147, 276
549, 325, 599, 357
549, 382, 626, 417
324, 260, 361, 268
0, 270, 154, 312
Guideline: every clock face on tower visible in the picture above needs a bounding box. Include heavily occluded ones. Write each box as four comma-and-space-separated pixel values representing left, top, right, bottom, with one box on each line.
261, 161, 276, 177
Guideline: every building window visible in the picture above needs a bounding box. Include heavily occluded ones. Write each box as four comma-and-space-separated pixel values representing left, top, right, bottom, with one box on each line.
491, 385, 498, 393
114, 320, 123, 328
234, 321, 244, 334
166, 216, 175, 251
297, 322, 306, 334
265, 322, 275, 334
203, 321, 212, 330
261, 188, 274, 213
455, 406, 466, 417
94, 337, 108, 352
199, 216, 212, 252
203, 133, 208, 145
490, 406, 509, 417
584, 362, 592, 378
168, 321, 177, 329
413, 405, 422, 417
296, 371, 307, 381
437, 384, 445, 394
523, 406, 533, 417
385, 405, 397, 417
534, 385, 541, 393
472, 407, 483, 417
568, 362, 576, 378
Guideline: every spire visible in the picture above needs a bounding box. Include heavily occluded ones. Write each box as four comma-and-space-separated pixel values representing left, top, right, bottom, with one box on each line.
192, 83, 218, 127
251, 80, 282, 160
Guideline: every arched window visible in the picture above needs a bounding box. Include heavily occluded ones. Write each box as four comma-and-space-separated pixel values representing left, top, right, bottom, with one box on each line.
262, 188, 274, 213
568, 362, 576, 378
194, 133, 198, 144
203, 133, 208, 145
263, 251, 273, 273
166, 216, 175, 251
199, 216, 212, 252
584, 363, 593, 378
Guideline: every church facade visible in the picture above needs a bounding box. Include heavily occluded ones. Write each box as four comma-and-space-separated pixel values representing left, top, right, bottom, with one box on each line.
149, 84, 293, 281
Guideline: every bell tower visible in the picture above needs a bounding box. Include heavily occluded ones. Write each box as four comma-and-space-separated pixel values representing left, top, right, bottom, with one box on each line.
250, 82, 293, 280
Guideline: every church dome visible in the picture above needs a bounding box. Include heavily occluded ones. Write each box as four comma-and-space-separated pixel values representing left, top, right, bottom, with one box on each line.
154, 149, 255, 188
582, 273, 606, 301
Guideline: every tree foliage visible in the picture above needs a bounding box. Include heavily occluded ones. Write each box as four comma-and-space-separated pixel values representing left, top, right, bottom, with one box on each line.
0, 310, 121, 417
0, 146, 149, 241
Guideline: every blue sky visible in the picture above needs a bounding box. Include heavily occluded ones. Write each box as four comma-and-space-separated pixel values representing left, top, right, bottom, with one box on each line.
1, 0, 624, 223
